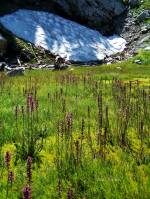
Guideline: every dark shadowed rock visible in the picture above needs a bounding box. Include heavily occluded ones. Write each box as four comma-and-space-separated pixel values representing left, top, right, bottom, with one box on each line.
129, 0, 140, 8
4, 0, 126, 35
0, 34, 7, 56
0, 62, 6, 71
134, 59, 142, 64
6, 67, 25, 76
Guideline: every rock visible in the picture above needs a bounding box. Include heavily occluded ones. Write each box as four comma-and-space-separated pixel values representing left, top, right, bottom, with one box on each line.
136, 35, 150, 50
26, 63, 55, 70
145, 46, 150, 51
6, 67, 25, 76
138, 35, 150, 44
0, 34, 7, 56
3, 0, 126, 35
115, 56, 122, 61
137, 10, 150, 22
105, 57, 113, 63
54, 56, 65, 69
134, 59, 142, 64
47, 65, 55, 70
128, 0, 140, 8
141, 25, 150, 34
54, 56, 69, 70
134, 35, 139, 41
0, 62, 7, 71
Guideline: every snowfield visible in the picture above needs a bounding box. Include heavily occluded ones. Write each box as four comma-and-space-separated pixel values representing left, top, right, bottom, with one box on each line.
0, 9, 126, 62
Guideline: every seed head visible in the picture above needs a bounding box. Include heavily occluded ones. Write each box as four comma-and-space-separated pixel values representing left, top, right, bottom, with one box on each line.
5, 151, 11, 169
8, 171, 14, 184
66, 113, 73, 130
27, 156, 32, 183
67, 187, 73, 199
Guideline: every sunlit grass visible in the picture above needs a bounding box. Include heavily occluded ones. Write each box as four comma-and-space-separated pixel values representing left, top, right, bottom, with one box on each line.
0, 55, 150, 198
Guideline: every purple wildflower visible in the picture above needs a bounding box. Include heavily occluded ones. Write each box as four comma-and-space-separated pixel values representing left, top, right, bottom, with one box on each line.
27, 156, 32, 183
67, 187, 73, 199
66, 113, 73, 130
5, 151, 11, 169
27, 95, 33, 112
27, 95, 33, 107
23, 185, 32, 199
27, 94, 38, 112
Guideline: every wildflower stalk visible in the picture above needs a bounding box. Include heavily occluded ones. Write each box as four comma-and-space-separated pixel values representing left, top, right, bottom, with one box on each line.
98, 94, 103, 157
5, 151, 11, 199
27, 156, 32, 185
87, 106, 94, 158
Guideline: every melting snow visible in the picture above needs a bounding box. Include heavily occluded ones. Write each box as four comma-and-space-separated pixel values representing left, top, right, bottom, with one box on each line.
0, 9, 126, 62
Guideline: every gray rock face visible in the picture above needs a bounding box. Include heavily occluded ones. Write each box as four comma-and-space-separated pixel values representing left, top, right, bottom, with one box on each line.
129, 0, 140, 8
136, 35, 150, 50
0, 34, 7, 56
137, 10, 150, 22
10, 0, 126, 35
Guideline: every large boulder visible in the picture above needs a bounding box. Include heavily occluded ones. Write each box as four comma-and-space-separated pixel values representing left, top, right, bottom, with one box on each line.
136, 35, 150, 51
6, 66, 25, 77
0, 34, 7, 56
7, 0, 126, 35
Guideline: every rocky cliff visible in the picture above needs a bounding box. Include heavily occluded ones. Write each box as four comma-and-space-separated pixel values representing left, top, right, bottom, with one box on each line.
1, 0, 126, 35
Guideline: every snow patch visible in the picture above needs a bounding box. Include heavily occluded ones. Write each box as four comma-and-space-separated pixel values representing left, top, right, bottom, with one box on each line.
0, 9, 126, 62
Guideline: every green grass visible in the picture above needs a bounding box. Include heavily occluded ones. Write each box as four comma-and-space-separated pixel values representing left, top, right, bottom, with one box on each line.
142, 0, 150, 9
0, 53, 150, 198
